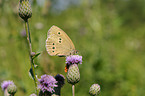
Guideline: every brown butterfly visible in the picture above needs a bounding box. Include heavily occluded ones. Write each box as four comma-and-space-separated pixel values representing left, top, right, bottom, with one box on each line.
46, 25, 78, 57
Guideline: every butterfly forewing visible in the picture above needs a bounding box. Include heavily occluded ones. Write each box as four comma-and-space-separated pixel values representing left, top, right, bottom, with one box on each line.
46, 25, 76, 56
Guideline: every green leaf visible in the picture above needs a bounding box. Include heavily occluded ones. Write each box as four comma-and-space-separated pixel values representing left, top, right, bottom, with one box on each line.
32, 52, 41, 59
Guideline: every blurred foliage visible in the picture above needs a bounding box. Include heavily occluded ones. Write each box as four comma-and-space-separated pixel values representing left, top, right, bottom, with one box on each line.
0, 0, 145, 96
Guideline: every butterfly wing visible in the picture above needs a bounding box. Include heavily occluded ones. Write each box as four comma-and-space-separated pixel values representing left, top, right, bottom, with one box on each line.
46, 25, 75, 56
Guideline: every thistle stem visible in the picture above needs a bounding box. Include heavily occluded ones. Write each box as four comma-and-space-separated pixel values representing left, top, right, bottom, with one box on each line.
25, 20, 39, 94
72, 85, 75, 96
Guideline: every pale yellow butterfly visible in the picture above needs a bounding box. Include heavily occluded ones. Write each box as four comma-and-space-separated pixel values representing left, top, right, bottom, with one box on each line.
46, 25, 77, 57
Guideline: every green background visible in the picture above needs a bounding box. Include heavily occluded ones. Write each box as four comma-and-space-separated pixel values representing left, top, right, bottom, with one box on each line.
0, 0, 145, 96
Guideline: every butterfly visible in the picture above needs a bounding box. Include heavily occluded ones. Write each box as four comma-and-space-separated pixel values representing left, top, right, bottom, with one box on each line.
46, 25, 78, 57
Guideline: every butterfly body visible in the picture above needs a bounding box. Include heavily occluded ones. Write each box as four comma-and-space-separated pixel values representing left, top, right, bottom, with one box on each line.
46, 25, 77, 57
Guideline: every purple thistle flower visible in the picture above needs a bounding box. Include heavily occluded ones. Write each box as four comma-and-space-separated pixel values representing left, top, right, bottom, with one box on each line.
1, 80, 14, 91
38, 74, 58, 93
66, 55, 82, 65
30, 93, 37, 96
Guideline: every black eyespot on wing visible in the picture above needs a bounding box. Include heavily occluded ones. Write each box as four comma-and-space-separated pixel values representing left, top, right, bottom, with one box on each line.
59, 41, 61, 43
58, 32, 60, 34
59, 38, 61, 40
52, 47, 55, 49
52, 51, 55, 52
53, 43, 55, 45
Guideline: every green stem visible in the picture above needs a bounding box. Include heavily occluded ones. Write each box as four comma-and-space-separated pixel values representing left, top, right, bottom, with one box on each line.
25, 20, 39, 95
72, 85, 75, 96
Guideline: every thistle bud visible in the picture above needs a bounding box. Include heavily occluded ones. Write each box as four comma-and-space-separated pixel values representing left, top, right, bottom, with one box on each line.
67, 64, 80, 85
89, 84, 100, 96
7, 84, 17, 95
19, 0, 32, 21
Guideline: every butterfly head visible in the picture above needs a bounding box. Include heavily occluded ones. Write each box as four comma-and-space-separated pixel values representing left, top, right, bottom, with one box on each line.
70, 50, 78, 55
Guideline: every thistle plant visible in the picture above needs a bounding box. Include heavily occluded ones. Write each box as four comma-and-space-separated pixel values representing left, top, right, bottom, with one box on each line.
18, 0, 39, 94
65, 55, 82, 96
1, 80, 17, 96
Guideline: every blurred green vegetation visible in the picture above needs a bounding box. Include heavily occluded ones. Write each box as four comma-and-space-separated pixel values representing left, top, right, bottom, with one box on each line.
0, 0, 145, 96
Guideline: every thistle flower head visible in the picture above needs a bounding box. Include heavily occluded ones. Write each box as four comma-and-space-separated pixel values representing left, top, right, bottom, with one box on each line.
7, 84, 17, 95
38, 74, 58, 93
1, 80, 14, 91
67, 64, 80, 85
66, 55, 82, 65
55, 74, 65, 87
19, 0, 32, 21
65, 55, 82, 72
89, 84, 100, 96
